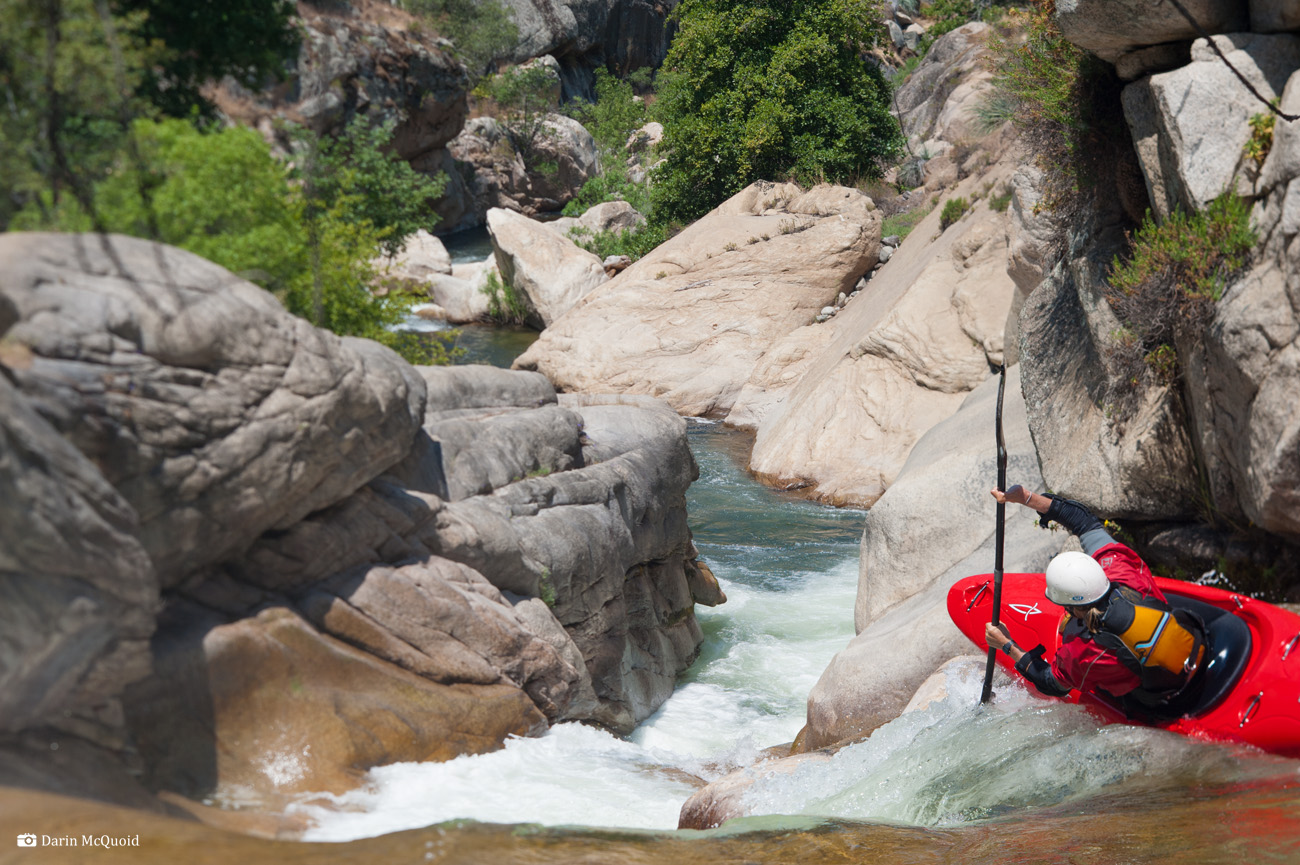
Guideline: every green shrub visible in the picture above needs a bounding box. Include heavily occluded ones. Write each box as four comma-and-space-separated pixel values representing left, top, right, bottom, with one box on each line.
881, 202, 933, 240
985, 1, 1124, 228
300, 117, 447, 258
474, 64, 562, 168
939, 196, 968, 229
569, 222, 668, 263
1244, 108, 1277, 167
1105, 193, 1255, 396
988, 186, 1013, 212
14, 117, 448, 366
481, 270, 530, 324
650, 0, 904, 225
566, 69, 649, 155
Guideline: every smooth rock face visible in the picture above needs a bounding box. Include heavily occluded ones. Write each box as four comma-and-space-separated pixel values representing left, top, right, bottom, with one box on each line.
1122, 34, 1300, 217
547, 200, 647, 239
515, 182, 880, 417
375, 230, 452, 284
1179, 69, 1300, 536
800, 368, 1068, 750
0, 375, 156, 741
739, 167, 1017, 507
1017, 209, 1202, 519
0, 233, 427, 589
1055, 0, 1247, 62
126, 606, 545, 806
677, 752, 833, 830
488, 208, 609, 328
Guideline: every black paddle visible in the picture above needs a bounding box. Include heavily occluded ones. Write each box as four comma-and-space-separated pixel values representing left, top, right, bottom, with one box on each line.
980, 364, 1008, 705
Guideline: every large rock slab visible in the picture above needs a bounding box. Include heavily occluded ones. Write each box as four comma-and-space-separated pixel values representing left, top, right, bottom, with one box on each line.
125, 605, 545, 807
1055, 0, 1247, 63
737, 165, 1018, 506
515, 182, 880, 417
1122, 34, 1300, 218
0, 374, 156, 743
222, 367, 712, 733
1017, 208, 1202, 518
300, 558, 586, 722
799, 368, 1068, 751
1177, 69, 1300, 536
0, 233, 427, 589
488, 208, 609, 328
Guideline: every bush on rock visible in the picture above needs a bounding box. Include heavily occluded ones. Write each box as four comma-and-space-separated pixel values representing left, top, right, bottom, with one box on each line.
650, 0, 904, 224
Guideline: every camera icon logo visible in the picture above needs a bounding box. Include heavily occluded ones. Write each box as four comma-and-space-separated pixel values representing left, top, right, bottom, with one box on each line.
16, 834, 37, 847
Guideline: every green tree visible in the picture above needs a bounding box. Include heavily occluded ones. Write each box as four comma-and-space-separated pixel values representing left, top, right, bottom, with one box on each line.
14, 117, 456, 365
651, 0, 904, 225
474, 62, 561, 167
0, 0, 163, 229
298, 116, 447, 258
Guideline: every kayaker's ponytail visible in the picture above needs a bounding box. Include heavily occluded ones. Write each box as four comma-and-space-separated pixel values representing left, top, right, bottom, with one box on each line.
1082, 606, 1104, 634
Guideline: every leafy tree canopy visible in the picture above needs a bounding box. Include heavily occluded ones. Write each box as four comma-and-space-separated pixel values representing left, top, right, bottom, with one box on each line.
651, 0, 904, 225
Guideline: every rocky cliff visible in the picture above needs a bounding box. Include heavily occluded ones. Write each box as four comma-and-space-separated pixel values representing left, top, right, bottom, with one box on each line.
0, 232, 720, 827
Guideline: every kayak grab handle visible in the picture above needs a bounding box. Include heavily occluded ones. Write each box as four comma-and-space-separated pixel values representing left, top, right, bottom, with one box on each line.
1283, 632, 1300, 661
1240, 693, 1262, 727
966, 582, 989, 612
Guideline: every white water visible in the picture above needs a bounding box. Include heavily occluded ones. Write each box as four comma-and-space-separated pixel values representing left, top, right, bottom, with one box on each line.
294, 422, 1297, 843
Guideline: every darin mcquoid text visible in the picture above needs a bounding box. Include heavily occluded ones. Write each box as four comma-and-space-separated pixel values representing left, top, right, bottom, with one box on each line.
21, 835, 141, 848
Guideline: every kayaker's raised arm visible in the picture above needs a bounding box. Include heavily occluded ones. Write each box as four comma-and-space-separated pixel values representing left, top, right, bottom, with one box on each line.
991, 486, 1114, 556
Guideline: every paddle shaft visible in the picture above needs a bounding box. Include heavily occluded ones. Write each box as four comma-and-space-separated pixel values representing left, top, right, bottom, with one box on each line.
980, 365, 1008, 704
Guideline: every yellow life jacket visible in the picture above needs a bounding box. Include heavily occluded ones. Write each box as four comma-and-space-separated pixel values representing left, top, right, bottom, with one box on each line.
1095, 586, 1205, 695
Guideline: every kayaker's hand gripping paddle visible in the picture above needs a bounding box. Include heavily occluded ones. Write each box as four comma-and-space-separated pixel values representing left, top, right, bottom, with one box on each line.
980, 365, 1008, 705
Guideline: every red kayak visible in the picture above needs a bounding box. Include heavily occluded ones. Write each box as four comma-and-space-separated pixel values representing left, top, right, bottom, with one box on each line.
948, 572, 1300, 758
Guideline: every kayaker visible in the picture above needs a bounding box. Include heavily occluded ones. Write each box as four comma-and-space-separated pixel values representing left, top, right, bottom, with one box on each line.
983, 485, 1206, 713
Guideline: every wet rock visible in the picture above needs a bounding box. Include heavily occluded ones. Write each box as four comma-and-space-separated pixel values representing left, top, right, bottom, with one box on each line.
125, 605, 545, 805
800, 368, 1068, 749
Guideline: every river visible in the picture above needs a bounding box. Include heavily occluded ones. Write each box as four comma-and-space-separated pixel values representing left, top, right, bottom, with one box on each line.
270, 318, 1300, 862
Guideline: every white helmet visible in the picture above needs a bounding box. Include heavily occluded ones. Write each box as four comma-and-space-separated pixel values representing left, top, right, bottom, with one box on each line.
1045, 551, 1109, 606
